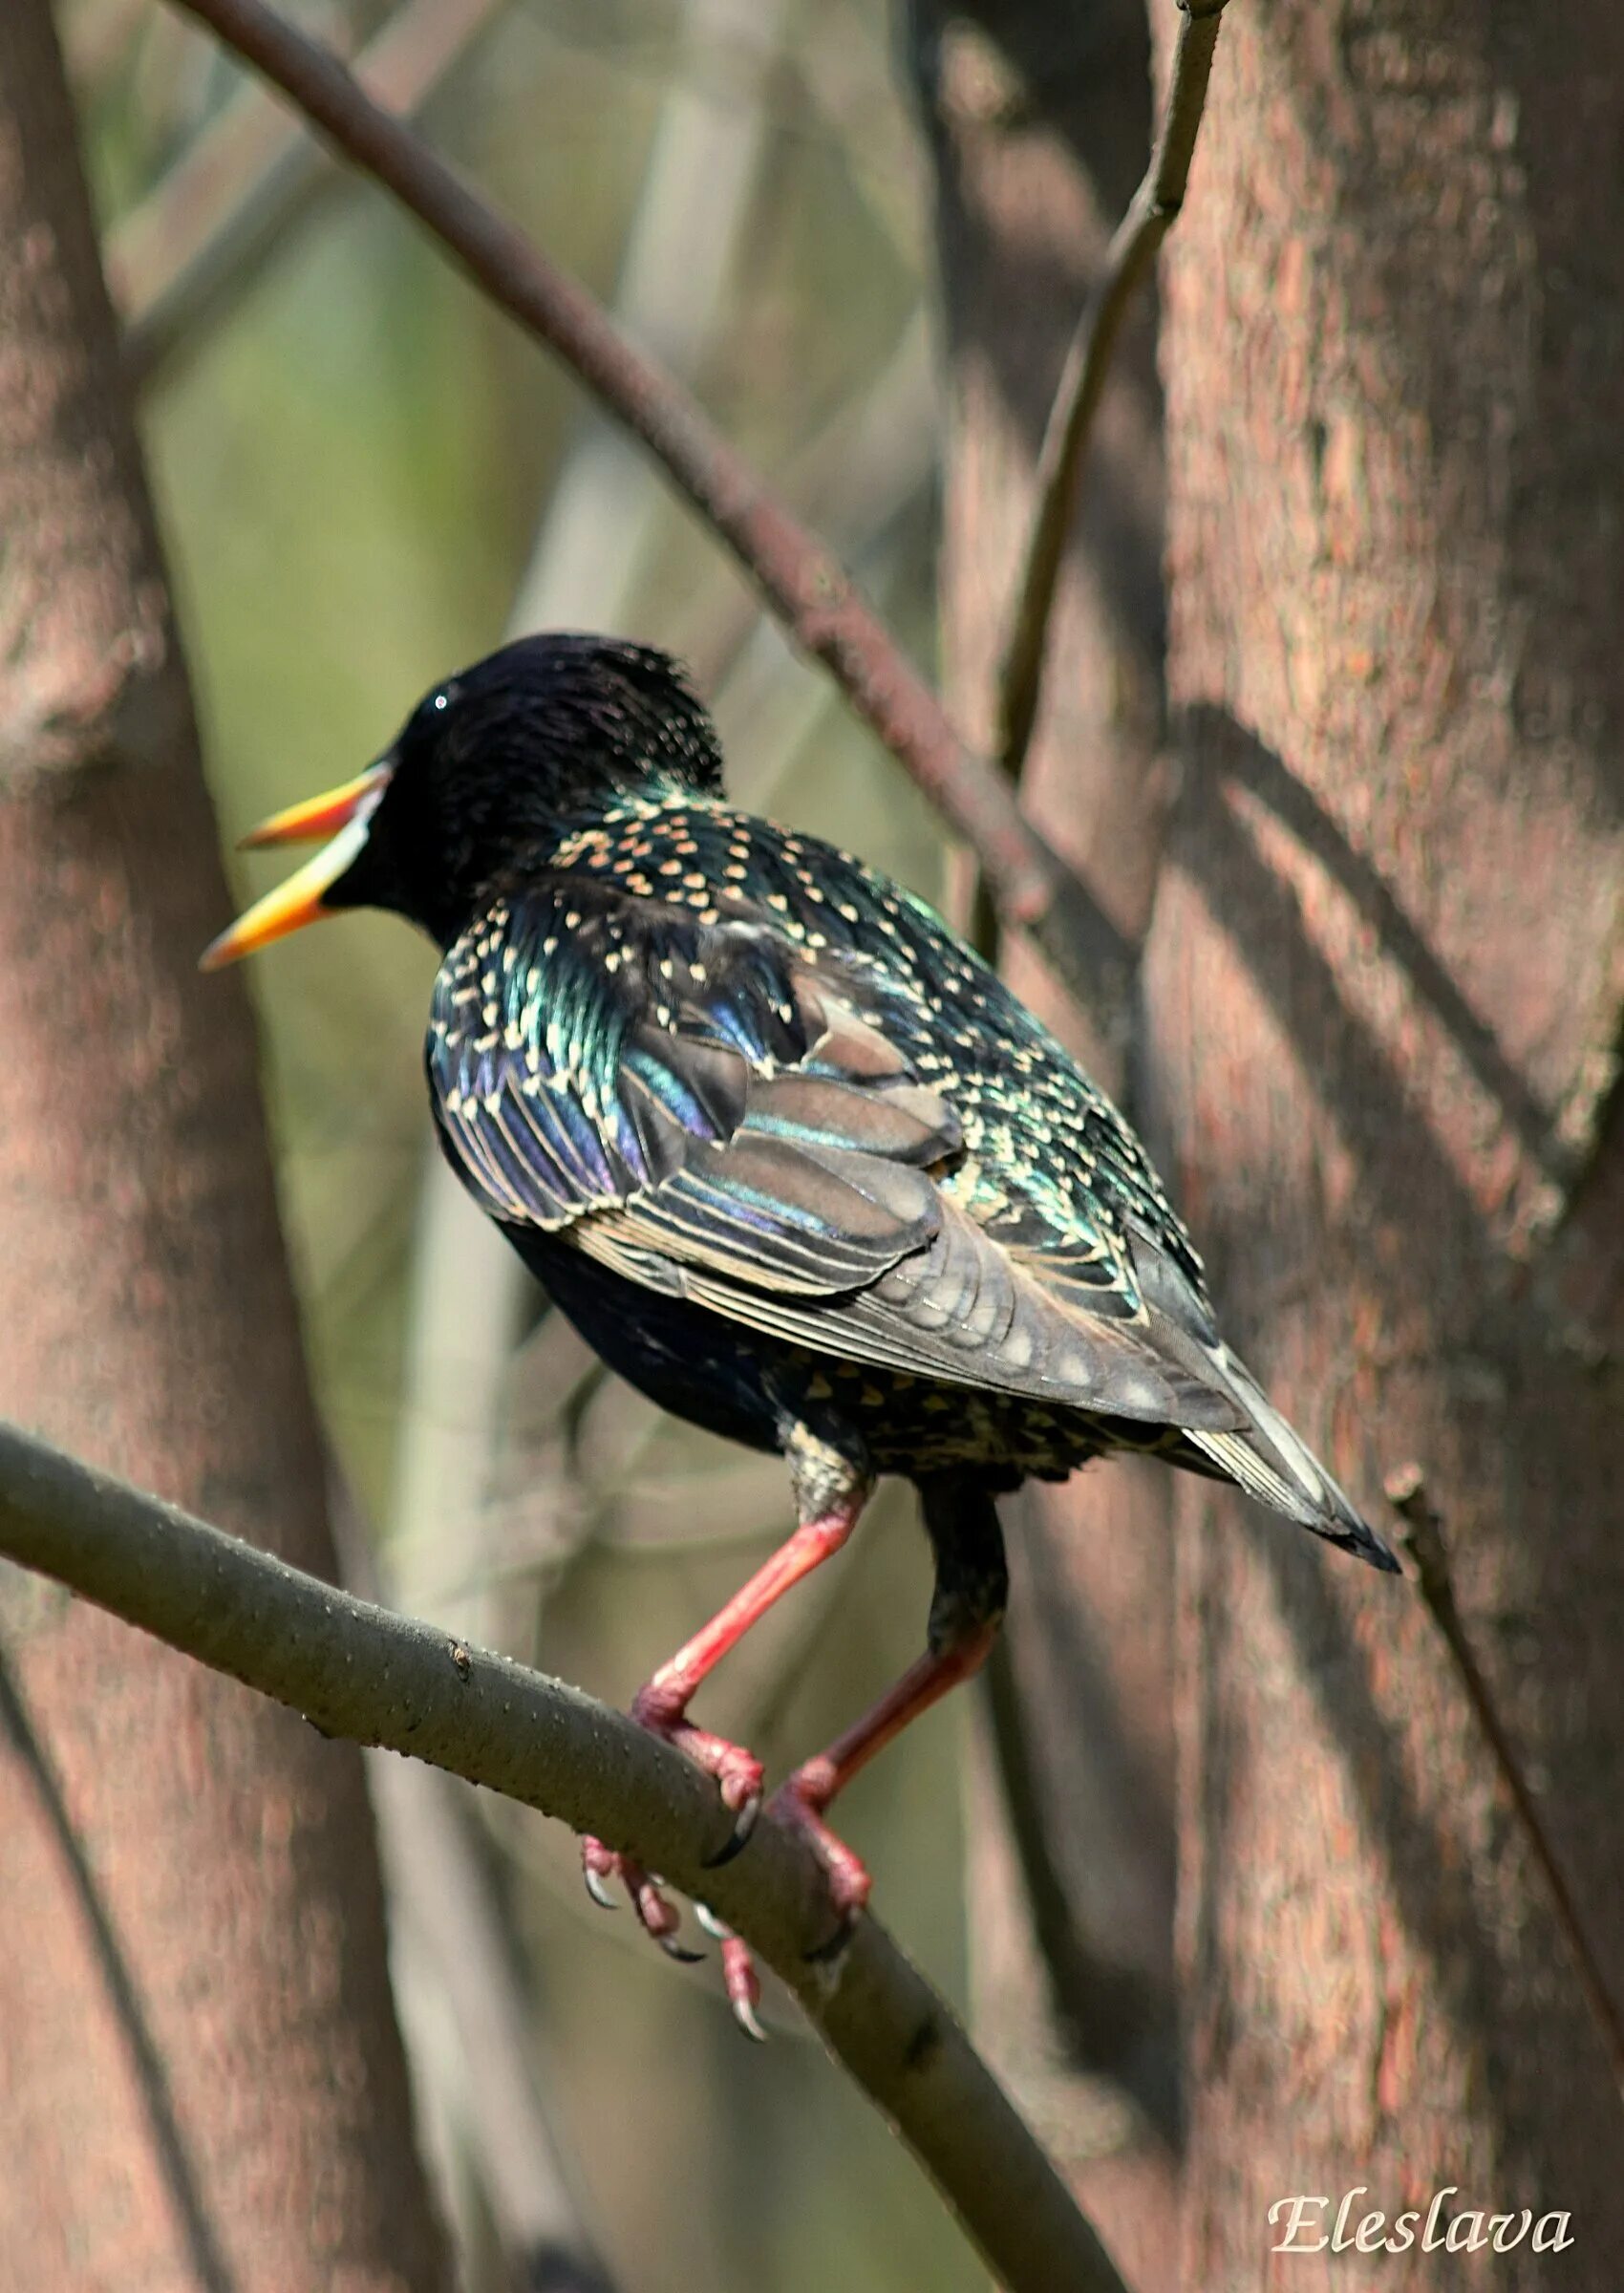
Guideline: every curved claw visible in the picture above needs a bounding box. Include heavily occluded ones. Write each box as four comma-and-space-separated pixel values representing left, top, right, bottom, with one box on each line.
656, 1933, 706, 1965
694, 1901, 735, 1940
803, 1910, 859, 1967
628, 1873, 691, 1953
583, 1864, 619, 1912
702, 1786, 761, 1869
721, 1935, 767, 2041
731, 1988, 768, 2042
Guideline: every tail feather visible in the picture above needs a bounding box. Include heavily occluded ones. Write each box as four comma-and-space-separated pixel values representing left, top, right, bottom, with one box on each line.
1184, 1350, 1400, 1573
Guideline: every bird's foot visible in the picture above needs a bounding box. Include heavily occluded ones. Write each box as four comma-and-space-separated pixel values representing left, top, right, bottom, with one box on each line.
579, 1682, 767, 1981
693, 1903, 769, 2041
578, 1837, 704, 1963
768, 1753, 873, 1961
628, 1681, 766, 1857
693, 1754, 873, 2035
623, 1679, 767, 1861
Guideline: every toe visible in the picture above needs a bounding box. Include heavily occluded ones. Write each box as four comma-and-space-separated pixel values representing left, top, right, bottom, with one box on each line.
581, 1836, 621, 1910
628, 1867, 696, 1957
701, 1783, 762, 1868
626, 1696, 767, 1854
581, 1841, 704, 1961
802, 1910, 859, 1967
721, 1935, 767, 2041
769, 1775, 873, 1940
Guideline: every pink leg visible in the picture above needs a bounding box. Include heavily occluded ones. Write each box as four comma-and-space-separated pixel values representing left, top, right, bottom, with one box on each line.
581, 1496, 864, 1972
633, 1503, 862, 1823
715, 1617, 1001, 2032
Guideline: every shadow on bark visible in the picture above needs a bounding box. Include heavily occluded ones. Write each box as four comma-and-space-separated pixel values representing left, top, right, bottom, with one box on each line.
1183, 706, 1573, 1185
1165, 706, 1624, 2214
985, 1623, 1181, 2145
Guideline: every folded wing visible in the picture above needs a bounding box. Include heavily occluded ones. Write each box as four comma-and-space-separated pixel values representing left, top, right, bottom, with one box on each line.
427, 879, 1247, 1430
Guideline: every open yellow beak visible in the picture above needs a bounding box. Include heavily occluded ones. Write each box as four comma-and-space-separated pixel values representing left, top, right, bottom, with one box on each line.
200, 763, 391, 971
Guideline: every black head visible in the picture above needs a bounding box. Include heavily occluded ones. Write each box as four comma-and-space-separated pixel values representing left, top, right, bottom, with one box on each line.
202, 633, 725, 965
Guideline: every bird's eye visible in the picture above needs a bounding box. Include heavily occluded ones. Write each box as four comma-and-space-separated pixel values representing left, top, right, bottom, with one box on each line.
432, 691, 449, 713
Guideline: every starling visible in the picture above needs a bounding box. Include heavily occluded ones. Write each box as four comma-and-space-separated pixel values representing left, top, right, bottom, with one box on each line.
204, 632, 1397, 2033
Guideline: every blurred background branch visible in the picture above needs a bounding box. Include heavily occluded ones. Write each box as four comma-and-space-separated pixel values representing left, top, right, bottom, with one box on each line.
111, 0, 505, 388
334, 1476, 618, 2291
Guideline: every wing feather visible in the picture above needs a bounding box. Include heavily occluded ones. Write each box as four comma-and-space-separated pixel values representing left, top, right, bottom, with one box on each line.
428, 879, 1249, 1429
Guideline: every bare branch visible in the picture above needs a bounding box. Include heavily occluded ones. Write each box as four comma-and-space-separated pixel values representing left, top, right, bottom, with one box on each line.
160, 0, 1130, 1015
0, 1416, 1133, 2293
110, 0, 504, 389
994, 0, 1230, 785
1386, 1465, 1624, 2112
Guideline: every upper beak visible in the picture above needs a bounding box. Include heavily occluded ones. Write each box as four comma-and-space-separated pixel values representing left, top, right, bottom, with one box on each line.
200, 762, 391, 971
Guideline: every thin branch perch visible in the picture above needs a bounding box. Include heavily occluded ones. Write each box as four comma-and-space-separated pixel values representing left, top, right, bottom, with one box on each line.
160, 0, 1132, 1021
0, 1417, 1131, 2293
994, 0, 1231, 785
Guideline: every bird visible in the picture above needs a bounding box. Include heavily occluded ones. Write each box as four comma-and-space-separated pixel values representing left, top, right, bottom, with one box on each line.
203, 632, 1398, 2034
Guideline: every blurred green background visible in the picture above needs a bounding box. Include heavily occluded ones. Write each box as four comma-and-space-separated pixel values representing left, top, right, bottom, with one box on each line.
70, 2, 983, 2284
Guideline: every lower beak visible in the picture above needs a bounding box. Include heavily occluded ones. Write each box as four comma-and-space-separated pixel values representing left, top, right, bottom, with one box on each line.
200, 763, 391, 971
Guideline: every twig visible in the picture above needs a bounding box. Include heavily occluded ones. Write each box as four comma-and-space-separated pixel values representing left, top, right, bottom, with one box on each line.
0, 1416, 1132, 2293
994, 0, 1231, 786
111, 0, 503, 389
160, 0, 1131, 1017
1384, 1464, 1624, 2111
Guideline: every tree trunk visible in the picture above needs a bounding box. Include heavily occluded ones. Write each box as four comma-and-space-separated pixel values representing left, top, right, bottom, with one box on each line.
0, 8, 447, 2286
910, 6, 1182, 2282
1148, 2, 1624, 2280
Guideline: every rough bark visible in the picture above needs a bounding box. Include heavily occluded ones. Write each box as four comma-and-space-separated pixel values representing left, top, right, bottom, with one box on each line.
1147, 2, 1624, 2282
909, 6, 1181, 2282
0, 8, 447, 2286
